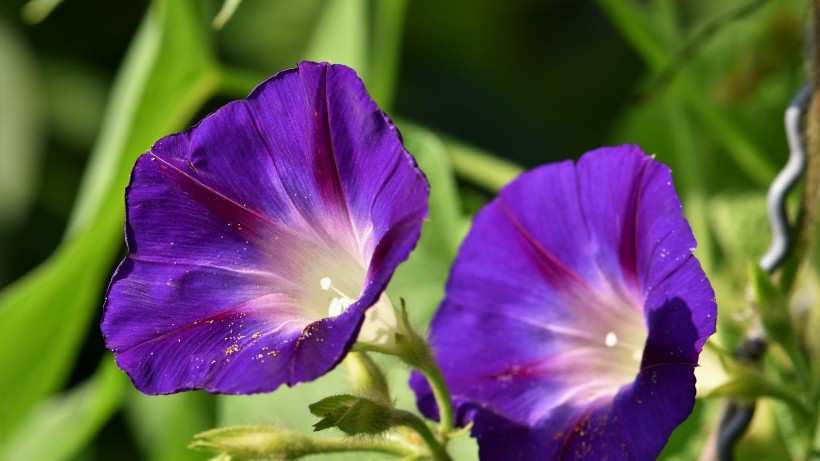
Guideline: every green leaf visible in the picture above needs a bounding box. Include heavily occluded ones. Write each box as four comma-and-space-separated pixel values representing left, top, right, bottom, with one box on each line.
125, 391, 216, 461
20, 0, 65, 24
749, 265, 809, 385
0, 358, 128, 461
595, 0, 777, 186
212, 0, 244, 29
0, 17, 45, 231
708, 194, 770, 269
440, 134, 523, 194
302, 0, 368, 78
309, 395, 393, 435
308, 395, 360, 418
751, 266, 792, 346
708, 353, 810, 421
366, 0, 408, 110
0, 0, 218, 440
388, 123, 468, 325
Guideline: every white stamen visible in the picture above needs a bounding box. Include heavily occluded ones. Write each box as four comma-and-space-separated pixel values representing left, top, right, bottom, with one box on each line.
328, 297, 351, 317
321, 277, 355, 317
320, 277, 332, 291
605, 332, 618, 348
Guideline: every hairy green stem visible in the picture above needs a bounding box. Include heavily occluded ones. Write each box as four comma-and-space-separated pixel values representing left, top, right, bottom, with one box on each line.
307, 437, 418, 458
394, 410, 452, 461
354, 339, 456, 438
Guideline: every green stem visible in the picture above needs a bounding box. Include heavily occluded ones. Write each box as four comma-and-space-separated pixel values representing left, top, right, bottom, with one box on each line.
354, 340, 456, 437
394, 410, 453, 461
309, 437, 418, 458
414, 356, 455, 436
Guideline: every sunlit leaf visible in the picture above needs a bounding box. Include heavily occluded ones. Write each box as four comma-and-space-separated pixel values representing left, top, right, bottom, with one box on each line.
0, 358, 128, 461
302, 0, 368, 79
0, 0, 218, 440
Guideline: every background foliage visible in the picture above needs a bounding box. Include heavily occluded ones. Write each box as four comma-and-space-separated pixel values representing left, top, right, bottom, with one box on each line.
0, 0, 810, 459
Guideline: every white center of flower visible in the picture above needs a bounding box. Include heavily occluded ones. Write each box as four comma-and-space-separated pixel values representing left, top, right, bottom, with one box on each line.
604, 331, 618, 348
315, 276, 402, 352
319, 277, 356, 317
528, 287, 649, 413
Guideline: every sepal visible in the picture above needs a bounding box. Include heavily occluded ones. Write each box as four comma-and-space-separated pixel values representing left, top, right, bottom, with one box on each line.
309, 395, 395, 435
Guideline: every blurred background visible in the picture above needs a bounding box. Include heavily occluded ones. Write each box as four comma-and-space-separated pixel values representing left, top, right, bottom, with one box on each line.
0, 0, 810, 459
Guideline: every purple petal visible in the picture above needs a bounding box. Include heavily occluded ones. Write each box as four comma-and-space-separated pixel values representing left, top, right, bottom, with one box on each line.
470, 364, 696, 461
413, 145, 715, 456
103, 62, 428, 394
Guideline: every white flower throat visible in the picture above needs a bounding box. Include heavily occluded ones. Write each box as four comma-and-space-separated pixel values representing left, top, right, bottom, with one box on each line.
318, 276, 402, 353
320, 276, 355, 317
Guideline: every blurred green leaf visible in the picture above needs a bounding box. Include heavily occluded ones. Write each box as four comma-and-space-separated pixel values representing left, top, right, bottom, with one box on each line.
41, 59, 108, 150
709, 353, 810, 421
595, 0, 777, 186
0, 358, 128, 461
708, 194, 770, 270
215, 0, 322, 74
0, 17, 44, 231
126, 391, 216, 461
303, 0, 368, 79
441, 134, 523, 194
750, 265, 810, 386
366, 0, 408, 110
20, 0, 64, 24
212, 0, 243, 29
0, 0, 218, 440
388, 123, 467, 325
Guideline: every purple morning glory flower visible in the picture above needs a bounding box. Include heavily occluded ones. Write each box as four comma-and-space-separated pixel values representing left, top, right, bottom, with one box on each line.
413, 145, 716, 460
102, 62, 428, 395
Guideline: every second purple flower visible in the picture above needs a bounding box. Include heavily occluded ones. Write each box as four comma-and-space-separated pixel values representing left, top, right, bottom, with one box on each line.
413, 145, 717, 460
